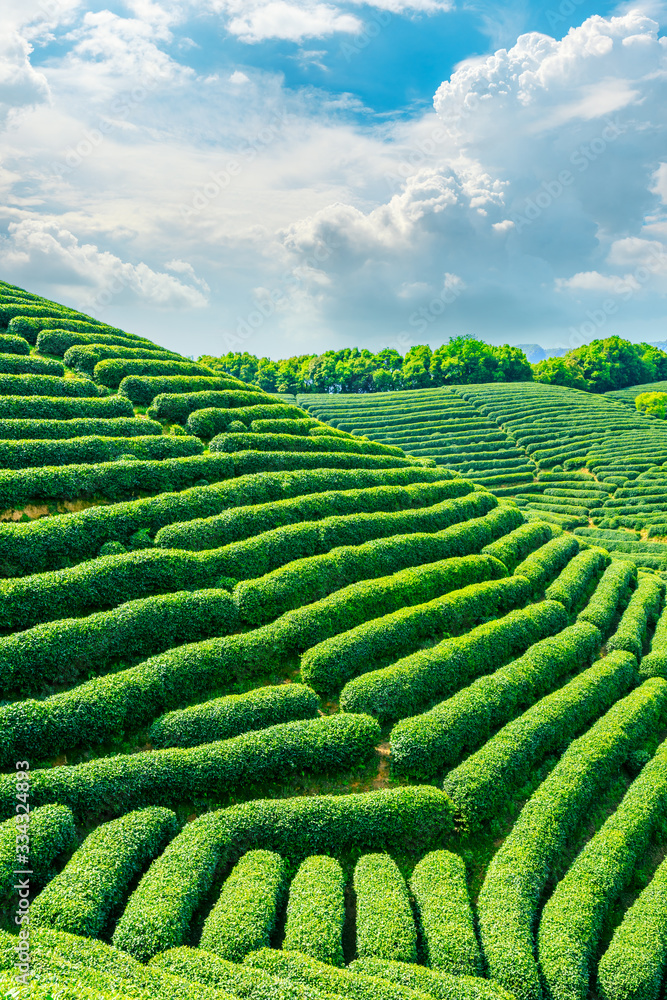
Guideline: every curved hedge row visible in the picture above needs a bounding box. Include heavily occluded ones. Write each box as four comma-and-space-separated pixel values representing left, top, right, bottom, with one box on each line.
513, 533, 580, 595
0, 714, 381, 818
0, 588, 239, 698
354, 854, 417, 963
0, 353, 63, 376
64, 343, 182, 375
544, 547, 609, 613
0, 333, 29, 355
31, 807, 178, 938
477, 677, 667, 1000
37, 328, 161, 356
443, 649, 633, 833
577, 559, 637, 636
0, 452, 234, 515
0, 416, 162, 440
251, 417, 320, 435
199, 849, 286, 963
156, 478, 471, 552
148, 388, 276, 423
187, 404, 309, 438
0, 804, 76, 899
348, 959, 515, 1000
607, 574, 664, 660
302, 574, 530, 696
149, 683, 320, 749
210, 431, 404, 459
0, 432, 202, 469
639, 599, 667, 679
339, 600, 567, 723
233, 495, 499, 624
597, 851, 667, 1000
0, 373, 97, 397
284, 855, 346, 966
538, 735, 667, 1000
94, 357, 213, 389
231, 450, 415, 477
0, 467, 447, 577
390, 621, 599, 779
0, 392, 132, 421
480, 520, 554, 572
121, 375, 254, 406
410, 851, 481, 976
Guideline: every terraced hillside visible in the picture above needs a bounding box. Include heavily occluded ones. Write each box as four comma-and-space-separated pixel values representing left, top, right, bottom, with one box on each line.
3, 280, 667, 1000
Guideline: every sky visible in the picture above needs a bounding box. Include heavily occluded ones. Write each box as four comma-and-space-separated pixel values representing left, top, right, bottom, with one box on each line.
0, 0, 666, 359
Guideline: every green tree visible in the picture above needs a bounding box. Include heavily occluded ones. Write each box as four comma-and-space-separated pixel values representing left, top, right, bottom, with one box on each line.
636, 391, 667, 418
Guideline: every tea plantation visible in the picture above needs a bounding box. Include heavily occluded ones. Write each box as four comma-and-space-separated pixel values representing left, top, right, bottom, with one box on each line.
2, 279, 667, 1000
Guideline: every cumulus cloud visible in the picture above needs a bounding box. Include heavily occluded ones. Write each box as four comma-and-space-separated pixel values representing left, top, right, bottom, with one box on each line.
0, 219, 209, 310
0, 29, 50, 130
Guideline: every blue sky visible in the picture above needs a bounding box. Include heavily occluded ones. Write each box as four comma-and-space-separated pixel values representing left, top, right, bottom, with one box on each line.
0, 0, 665, 358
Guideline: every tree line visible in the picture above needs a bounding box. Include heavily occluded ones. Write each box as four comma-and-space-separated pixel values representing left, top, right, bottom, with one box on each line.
199, 336, 667, 396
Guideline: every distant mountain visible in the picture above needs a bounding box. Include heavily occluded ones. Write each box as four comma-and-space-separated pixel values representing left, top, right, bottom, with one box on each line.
515, 344, 568, 364
649, 341, 667, 352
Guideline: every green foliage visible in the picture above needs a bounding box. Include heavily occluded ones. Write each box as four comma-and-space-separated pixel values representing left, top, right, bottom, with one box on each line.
348, 959, 515, 1000
0, 588, 239, 700
148, 388, 275, 423
538, 736, 667, 1000
114, 787, 453, 961
339, 600, 567, 722
0, 416, 162, 440
480, 519, 554, 571
283, 855, 346, 966
0, 352, 63, 376
0, 333, 30, 355
535, 337, 667, 393
0, 392, 132, 420
200, 849, 287, 962
187, 403, 309, 437
94, 357, 213, 389
0, 714, 380, 819
231, 449, 415, 477
64, 342, 182, 375
443, 649, 632, 833
37, 328, 161, 355
639, 598, 667, 679
409, 851, 481, 976
0, 372, 97, 397
31, 808, 178, 937
210, 430, 404, 458
121, 375, 251, 405
391, 620, 597, 779
577, 559, 637, 636
0, 432, 201, 469
477, 677, 667, 1000
544, 547, 609, 613
149, 683, 320, 749
0, 804, 76, 899
513, 532, 580, 596
635, 390, 667, 418
354, 853, 417, 963
607, 574, 664, 660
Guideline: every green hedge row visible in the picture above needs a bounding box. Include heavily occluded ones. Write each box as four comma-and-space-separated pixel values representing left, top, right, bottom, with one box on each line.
31, 807, 178, 938
607, 574, 664, 660
148, 388, 276, 423
544, 547, 609, 613
0, 714, 380, 819
122, 375, 253, 406
114, 786, 453, 961
348, 959, 514, 1000
648, 522, 667, 537
231, 450, 416, 476
247, 948, 421, 1000
354, 854, 417, 963
577, 560, 637, 637
0, 803, 76, 899
0, 333, 29, 355
443, 649, 633, 833
597, 850, 667, 1000
200, 849, 286, 963
0, 452, 234, 516
575, 527, 640, 540
480, 519, 553, 572
0, 432, 202, 469
233, 495, 499, 625
65, 342, 182, 375
0, 416, 162, 440
37, 328, 161, 356
2, 467, 448, 577
477, 676, 667, 1000
253, 418, 335, 435
0, 302, 82, 328
284, 855, 346, 966
0, 926, 233, 1000
0, 588, 239, 700
157, 478, 471, 552
390, 620, 598, 779
539, 735, 667, 1000
0, 392, 132, 421
302, 575, 530, 696
514, 532, 580, 595
149, 683, 319, 749
186, 404, 308, 438
210, 431, 404, 459
339, 600, 567, 723
0, 372, 97, 397
639, 600, 667, 679
410, 851, 481, 976
0, 352, 63, 376
95, 357, 213, 390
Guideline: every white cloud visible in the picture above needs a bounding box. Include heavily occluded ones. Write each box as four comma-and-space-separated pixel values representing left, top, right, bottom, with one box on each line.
0, 219, 209, 310
229, 70, 250, 84
0, 29, 50, 130
210, 2, 362, 43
